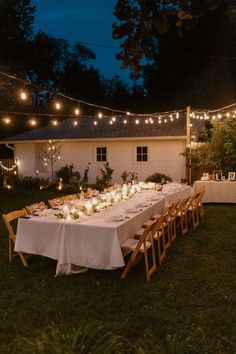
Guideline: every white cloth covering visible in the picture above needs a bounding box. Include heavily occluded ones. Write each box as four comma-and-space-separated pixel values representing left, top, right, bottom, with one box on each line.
193, 180, 236, 203
15, 184, 193, 275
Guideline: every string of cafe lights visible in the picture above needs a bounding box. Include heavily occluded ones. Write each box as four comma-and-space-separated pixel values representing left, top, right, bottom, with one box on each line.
1, 70, 236, 130
0, 70, 186, 127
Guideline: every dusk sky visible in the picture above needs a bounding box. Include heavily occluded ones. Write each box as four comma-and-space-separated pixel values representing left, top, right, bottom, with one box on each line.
31, 0, 131, 81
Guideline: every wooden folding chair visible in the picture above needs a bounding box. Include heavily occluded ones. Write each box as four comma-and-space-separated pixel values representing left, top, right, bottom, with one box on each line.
176, 196, 191, 235
48, 197, 64, 208
152, 207, 169, 265
187, 193, 201, 229
121, 222, 156, 280
167, 199, 180, 243
197, 188, 205, 223
2, 209, 30, 267
25, 201, 47, 215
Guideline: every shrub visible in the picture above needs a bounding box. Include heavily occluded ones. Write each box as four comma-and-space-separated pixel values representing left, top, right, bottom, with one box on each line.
55, 164, 80, 184
95, 162, 114, 191
13, 175, 44, 190
145, 172, 172, 184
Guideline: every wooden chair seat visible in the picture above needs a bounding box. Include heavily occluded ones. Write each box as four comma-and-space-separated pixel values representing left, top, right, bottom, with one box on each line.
121, 238, 152, 252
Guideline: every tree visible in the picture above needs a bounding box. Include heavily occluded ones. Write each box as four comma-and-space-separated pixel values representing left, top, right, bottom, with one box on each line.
41, 141, 61, 182
113, 0, 227, 79
0, 0, 35, 72
191, 117, 236, 177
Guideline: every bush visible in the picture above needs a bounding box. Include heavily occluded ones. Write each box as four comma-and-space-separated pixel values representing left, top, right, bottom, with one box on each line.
145, 172, 172, 184
13, 175, 45, 190
55, 164, 80, 184
95, 162, 114, 191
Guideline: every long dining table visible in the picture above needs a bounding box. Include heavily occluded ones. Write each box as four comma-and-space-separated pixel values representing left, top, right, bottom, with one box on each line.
15, 184, 194, 276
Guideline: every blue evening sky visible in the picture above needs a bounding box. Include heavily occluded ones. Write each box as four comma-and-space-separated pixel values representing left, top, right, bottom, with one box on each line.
31, 0, 130, 82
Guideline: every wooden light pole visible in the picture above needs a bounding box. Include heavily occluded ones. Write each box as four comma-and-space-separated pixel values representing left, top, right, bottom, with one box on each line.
186, 106, 191, 184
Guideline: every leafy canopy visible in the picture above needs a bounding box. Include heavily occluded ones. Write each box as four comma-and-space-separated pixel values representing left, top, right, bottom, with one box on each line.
113, 0, 226, 78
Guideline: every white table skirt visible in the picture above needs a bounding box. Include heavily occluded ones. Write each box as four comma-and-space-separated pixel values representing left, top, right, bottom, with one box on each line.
193, 180, 236, 203
15, 185, 193, 275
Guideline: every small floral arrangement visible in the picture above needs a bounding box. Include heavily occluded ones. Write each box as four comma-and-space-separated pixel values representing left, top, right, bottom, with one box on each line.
92, 205, 100, 213
70, 211, 80, 220
55, 212, 66, 219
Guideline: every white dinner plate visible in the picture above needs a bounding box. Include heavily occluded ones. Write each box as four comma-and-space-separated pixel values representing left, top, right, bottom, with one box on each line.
127, 208, 139, 213
109, 215, 125, 222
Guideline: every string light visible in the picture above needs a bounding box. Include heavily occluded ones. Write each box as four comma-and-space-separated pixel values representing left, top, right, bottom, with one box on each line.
29, 119, 37, 126
19, 90, 27, 101
55, 101, 62, 110
3, 117, 11, 124
0, 71, 236, 134
52, 119, 58, 126
0, 159, 18, 171
74, 108, 80, 115
73, 120, 78, 126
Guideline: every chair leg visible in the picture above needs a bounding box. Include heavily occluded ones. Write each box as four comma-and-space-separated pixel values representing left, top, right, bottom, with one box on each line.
181, 212, 188, 235
165, 223, 171, 249
19, 252, 28, 267
156, 231, 166, 265
121, 250, 140, 279
9, 239, 12, 262
192, 208, 199, 229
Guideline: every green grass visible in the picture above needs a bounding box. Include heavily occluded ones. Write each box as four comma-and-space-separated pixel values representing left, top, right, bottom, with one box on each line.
0, 190, 235, 353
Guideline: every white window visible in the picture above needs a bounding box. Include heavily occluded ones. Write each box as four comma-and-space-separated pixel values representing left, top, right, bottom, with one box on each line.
136, 146, 148, 162
96, 147, 107, 162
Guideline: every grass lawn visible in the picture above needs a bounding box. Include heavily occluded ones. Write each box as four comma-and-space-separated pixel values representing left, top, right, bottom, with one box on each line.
0, 189, 235, 353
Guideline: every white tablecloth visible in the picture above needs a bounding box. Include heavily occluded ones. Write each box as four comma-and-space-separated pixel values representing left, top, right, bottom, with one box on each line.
193, 180, 236, 203
15, 185, 193, 275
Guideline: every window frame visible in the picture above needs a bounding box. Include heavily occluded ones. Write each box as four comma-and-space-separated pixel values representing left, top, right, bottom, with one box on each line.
95, 146, 107, 163
136, 145, 148, 163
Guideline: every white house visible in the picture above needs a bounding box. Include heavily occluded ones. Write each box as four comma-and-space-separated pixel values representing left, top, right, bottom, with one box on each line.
1, 115, 188, 183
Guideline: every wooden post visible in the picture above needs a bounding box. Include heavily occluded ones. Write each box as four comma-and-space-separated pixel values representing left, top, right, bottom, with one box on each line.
186, 106, 191, 184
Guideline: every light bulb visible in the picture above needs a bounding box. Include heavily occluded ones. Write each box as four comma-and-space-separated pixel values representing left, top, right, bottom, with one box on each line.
55, 102, 61, 110
29, 119, 37, 126
98, 112, 103, 119
74, 108, 80, 115
3, 117, 11, 124
20, 90, 27, 100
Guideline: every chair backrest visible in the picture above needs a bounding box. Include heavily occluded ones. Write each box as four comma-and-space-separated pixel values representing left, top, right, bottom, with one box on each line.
179, 196, 191, 212
135, 222, 156, 251
2, 209, 27, 240
48, 197, 64, 208
25, 201, 47, 215
63, 194, 78, 202
153, 207, 169, 234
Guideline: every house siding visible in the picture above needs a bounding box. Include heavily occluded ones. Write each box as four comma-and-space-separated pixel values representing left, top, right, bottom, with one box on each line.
14, 138, 186, 183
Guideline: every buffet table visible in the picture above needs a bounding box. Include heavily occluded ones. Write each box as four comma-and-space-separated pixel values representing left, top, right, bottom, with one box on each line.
15, 184, 193, 276
193, 180, 236, 203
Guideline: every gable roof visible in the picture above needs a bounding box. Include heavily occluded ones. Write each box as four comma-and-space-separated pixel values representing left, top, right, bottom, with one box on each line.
1, 115, 187, 143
